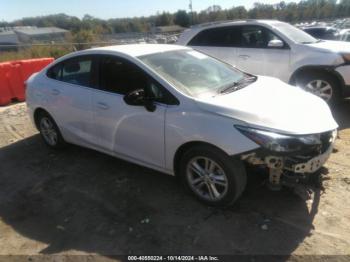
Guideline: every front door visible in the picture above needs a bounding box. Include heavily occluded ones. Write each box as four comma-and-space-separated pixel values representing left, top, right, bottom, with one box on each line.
235, 25, 291, 81
91, 55, 167, 168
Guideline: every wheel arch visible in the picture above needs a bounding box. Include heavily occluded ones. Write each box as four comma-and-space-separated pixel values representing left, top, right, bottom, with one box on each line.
289, 65, 345, 92
33, 107, 53, 129
173, 141, 232, 177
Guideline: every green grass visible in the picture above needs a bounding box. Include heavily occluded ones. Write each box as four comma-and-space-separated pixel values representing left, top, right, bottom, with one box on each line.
0, 45, 74, 62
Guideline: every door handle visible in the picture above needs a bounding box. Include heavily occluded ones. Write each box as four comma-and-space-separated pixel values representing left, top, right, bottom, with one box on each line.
52, 89, 60, 95
97, 102, 109, 110
238, 55, 250, 60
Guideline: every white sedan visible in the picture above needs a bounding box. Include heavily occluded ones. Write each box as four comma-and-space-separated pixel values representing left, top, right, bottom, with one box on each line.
26, 44, 338, 206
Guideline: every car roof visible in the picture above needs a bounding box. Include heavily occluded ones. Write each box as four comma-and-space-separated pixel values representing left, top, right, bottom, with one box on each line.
177, 19, 285, 45
302, 26, 335, 30
190, 19, 282, 29
89, 44, 189, 57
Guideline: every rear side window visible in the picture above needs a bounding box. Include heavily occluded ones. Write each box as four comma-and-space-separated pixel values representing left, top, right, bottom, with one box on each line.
188, 26, 241, 47
46, 56, 94, 87
47, 64, 62, 80
61, 59, 92, 86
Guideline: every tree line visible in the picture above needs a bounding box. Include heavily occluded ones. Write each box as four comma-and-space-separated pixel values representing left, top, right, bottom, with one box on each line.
0, 0, 349, 36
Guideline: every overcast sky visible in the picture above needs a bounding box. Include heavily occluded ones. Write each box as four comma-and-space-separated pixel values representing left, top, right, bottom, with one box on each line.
0, 0, 300, 22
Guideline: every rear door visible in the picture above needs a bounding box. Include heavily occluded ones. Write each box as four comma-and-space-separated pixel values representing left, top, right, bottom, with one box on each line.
187, 26, 240, 67
45, 56, 96, 146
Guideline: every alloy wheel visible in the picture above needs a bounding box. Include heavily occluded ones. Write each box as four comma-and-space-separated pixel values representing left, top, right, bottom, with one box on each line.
40, 117, 58, 146
186, 156, 228, 201
305, 79, 333, 102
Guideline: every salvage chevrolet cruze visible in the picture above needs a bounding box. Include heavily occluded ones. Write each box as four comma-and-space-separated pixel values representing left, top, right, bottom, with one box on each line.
26, 44, 338, 206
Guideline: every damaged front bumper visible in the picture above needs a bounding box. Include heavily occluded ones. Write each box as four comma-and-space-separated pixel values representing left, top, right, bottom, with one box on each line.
285, 145, 333, 174
240, 130, 336, 188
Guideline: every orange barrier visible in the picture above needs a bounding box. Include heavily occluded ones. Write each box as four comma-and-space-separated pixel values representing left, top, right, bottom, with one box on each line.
33, 58, 54, 72
0, 58, 54, 106
0, 63, 13, 106
7, 63, 25, 102
11, 58, 54, 83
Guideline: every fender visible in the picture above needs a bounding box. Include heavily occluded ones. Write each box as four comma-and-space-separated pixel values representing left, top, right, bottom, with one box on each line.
288, 65, 346, 94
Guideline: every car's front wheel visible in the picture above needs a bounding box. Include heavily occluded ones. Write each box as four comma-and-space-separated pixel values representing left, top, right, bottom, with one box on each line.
296, 72, 341, 104
37, 111, 66, 149
179, 145, 247, 206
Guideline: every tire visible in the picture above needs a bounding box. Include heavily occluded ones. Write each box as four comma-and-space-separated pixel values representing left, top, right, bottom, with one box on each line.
36, 111, 66, 149
179, 145, 247, 206
296, 72, 341, 105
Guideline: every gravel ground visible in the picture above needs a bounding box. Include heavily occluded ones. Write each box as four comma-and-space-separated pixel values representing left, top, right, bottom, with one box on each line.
0, 102, 349, 261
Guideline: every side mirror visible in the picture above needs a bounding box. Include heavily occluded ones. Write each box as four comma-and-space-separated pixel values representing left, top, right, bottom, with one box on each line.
267, 39, 284, 48
123, 89, 156, 112
144, 99, 157, 112
124, 89, 145, 106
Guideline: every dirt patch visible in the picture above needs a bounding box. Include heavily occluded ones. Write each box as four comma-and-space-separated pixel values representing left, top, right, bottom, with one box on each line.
0, 102, 350, 258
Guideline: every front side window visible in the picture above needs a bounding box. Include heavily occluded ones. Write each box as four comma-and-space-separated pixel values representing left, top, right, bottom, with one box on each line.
98, 56, 176, 104
139, 50, 248, 97
241, 25, 284, 48
98, 57, 148, 95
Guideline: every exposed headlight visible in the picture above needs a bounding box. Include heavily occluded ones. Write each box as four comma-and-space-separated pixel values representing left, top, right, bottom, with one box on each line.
235, 125, 321, 153
341, 53, 350, 63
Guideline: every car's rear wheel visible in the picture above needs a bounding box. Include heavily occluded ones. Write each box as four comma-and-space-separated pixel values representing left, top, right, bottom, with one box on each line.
296, 72, 341, 104
37, 111, 66, 148
179, 145, 247, 206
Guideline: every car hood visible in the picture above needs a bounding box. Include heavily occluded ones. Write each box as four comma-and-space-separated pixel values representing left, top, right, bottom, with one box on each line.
195, 76, 338, 135
307, 40, 350, 53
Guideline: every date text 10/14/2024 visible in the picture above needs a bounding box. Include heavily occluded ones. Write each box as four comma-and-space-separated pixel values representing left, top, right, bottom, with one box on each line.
127, 256, 220, 261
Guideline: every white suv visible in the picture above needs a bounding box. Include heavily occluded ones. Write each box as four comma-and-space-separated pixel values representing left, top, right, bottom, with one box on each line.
178, 20, 350, 104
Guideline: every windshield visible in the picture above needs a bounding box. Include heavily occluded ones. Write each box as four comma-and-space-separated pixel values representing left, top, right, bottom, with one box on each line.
273, 22, 318, 44
138, 50, 246, 97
